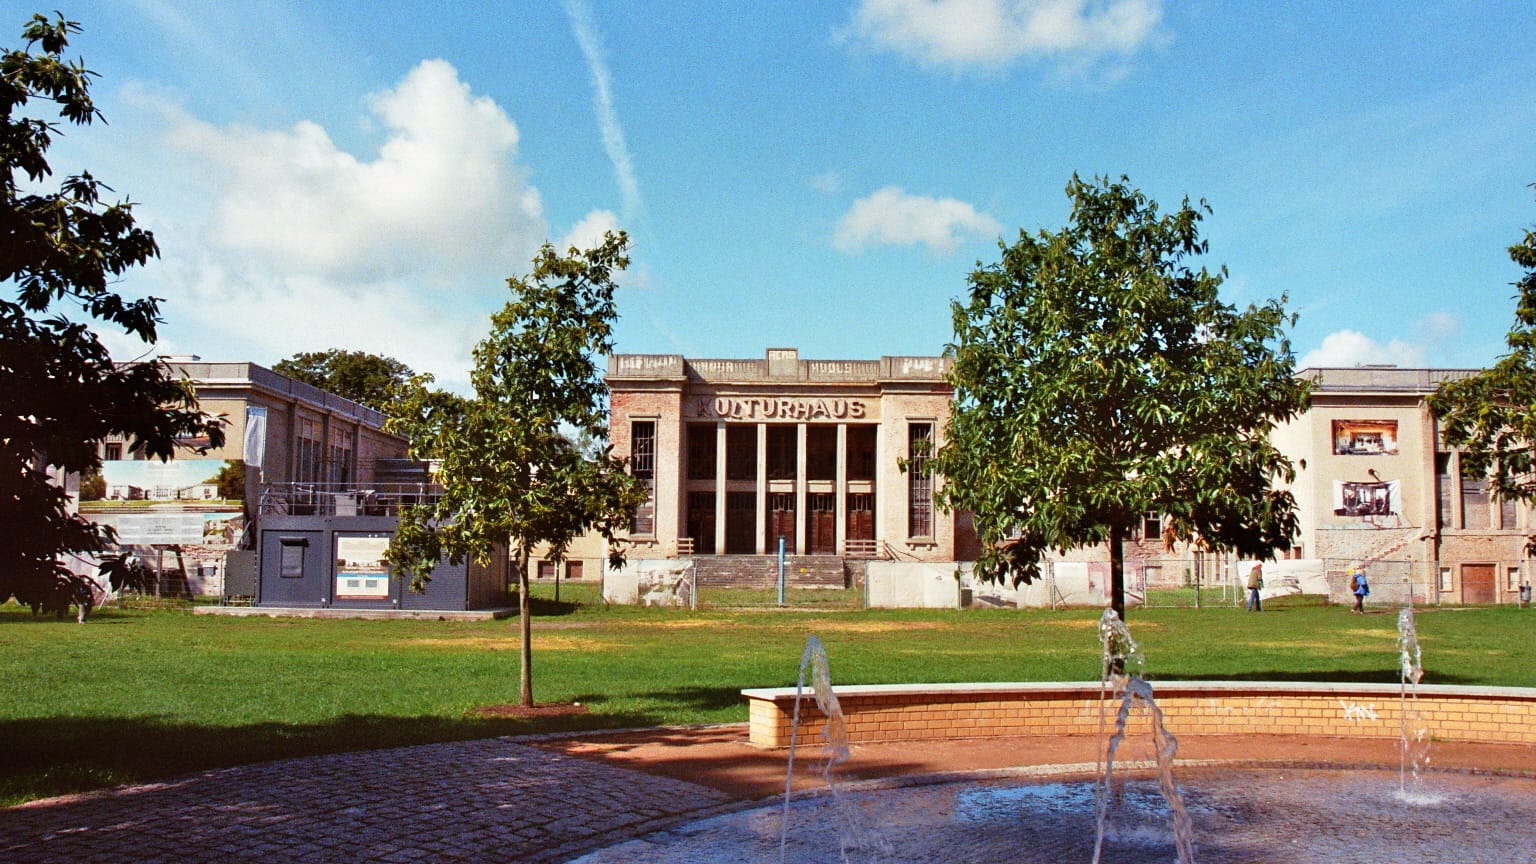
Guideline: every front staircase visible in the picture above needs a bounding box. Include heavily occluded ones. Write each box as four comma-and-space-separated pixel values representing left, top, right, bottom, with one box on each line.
691, 555, 848, 589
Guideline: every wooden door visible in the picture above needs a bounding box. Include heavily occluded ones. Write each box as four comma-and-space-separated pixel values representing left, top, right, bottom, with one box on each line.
767, 492, 795, 552
1462, 563, 1496, 604
809, 493, 836, 554
846, 493, 874, 542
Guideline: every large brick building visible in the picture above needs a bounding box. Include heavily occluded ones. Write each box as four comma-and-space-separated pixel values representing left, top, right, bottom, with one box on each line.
606, 349, 975, 577
606, 354, 1532, 606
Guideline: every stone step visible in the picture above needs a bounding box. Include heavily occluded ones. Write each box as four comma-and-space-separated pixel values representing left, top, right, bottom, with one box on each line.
692, 555, 847, 589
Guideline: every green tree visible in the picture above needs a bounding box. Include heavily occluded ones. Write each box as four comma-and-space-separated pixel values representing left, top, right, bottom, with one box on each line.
273, 349, 413, 413
930, 175, 1307, 618
386, 232, 647, 706
0, 14, 224, 605
207, 461, 244, 500
1428, 187, 1536, 507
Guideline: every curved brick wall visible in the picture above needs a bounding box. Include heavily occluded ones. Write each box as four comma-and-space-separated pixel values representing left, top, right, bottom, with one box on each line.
741, 681, 1536, 748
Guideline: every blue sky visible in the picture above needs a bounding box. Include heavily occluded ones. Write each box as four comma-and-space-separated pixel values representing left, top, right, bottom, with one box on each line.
27, 1, 1536, 391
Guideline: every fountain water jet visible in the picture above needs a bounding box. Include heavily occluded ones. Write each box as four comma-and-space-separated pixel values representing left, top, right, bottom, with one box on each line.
779, 635, 889, 863
1094, 609, 1196, 864
1396, 605, 1439, 804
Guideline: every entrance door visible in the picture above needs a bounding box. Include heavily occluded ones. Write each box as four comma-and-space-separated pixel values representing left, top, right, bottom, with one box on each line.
1462, 563, 1496, 604
847, 493, 874, 544
808, 493, 836, 554
686, 492, 716, 555
726, 492, 756, 554
767, 492, 795, 552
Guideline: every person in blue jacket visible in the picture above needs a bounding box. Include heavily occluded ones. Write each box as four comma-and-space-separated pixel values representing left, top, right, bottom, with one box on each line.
1350, 565, 1370, 614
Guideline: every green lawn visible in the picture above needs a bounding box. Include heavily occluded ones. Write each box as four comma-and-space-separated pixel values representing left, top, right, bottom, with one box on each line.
1, 592, 1531, 806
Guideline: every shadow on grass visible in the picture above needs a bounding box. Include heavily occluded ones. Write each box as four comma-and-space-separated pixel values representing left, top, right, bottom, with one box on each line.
570, 685, 746, 715
0, 709, 659, 807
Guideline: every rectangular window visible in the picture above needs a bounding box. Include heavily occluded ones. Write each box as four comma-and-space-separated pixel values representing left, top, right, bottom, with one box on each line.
1508, 566, 1522, 590
104, 442, 122, 461
1500, 495, 1518, 530
1142, 513, 1162, 541
846, 426, 876, 481
767, 426, 797, 480
908, 423, 934, 538
1438, 566, 1453, 592
566, 560, 583, 581
536, 560, 555, 580
631, 421, 656, 535
280, 538, 307, 579
1436, 453, 1452, 529
686, 424, 717, 480
296, 417, 323, 484
1461, 476, 1490, 530
726, 425, 757, 481
806, 426, 837, 481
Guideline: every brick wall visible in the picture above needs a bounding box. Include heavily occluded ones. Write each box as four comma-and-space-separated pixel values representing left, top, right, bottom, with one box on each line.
743, 681, 1536, 748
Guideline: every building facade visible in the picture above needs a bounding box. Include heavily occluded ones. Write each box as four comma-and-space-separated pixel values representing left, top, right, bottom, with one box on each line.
607, 349, 973, 568
1277, 366, 1531, 604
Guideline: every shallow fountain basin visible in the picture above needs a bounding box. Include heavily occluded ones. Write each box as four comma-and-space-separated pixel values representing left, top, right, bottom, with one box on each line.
742, 681, 1536, 748
570, 766, 1536, 863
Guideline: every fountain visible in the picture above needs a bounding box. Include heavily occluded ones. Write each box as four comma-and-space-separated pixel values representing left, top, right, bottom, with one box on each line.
778, 635, 890, 863
1396, 605, 1439, 804
570, 615, 1536, 863
1093, 609, 1195, 864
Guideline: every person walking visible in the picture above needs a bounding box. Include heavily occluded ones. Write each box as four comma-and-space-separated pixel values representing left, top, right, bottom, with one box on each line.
1246, 563, 1264, 612
1349, 565, 1370, 614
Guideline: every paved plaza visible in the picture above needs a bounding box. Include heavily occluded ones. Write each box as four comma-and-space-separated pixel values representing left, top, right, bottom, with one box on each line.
4, 727, 1535, 863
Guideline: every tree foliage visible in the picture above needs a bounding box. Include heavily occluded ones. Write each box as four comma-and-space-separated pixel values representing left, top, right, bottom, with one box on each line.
386, 232, 647, 705
931, 175, 1308, 618
0, 14, 224, 607
1428, 187, 1536, 506
273, 349, 413, 413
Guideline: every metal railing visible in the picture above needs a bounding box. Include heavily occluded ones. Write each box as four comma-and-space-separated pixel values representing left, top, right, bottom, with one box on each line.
256, 482, 443, 516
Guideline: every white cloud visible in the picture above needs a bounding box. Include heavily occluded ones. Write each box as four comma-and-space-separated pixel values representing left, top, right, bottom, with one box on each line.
560, 209, 621, 253
833, 186, 1001, 254
168, 59, 542, 281
847, 0, 1162, 69
1298, 330, 1426, 370
90, 61, 552, 392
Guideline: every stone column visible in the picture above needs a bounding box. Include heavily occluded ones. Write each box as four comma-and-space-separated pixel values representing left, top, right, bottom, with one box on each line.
714, 419, 727, 555
835, 423, 847, 555
795, 423, 807, 555
756, 423, 768, 555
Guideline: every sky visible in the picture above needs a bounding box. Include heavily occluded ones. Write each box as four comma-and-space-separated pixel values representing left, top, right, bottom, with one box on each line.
20, 1, 1536, 392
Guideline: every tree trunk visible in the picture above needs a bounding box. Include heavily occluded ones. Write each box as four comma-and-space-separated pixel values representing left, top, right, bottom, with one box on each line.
1109, 522, 1126, 620
517, 544, 533, 707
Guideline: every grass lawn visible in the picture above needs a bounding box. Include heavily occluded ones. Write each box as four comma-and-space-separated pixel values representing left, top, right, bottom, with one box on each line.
1, 591, 1531, 806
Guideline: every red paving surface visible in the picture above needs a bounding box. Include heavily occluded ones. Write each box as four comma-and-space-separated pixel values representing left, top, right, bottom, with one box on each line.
537, 724, 1536, 799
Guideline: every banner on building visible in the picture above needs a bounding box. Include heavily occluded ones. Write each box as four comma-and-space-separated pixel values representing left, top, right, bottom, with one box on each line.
244, 406, 268, 468
1333, 480, 1401, 516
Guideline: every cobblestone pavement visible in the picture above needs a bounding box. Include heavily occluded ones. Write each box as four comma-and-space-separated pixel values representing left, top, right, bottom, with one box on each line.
0, 738, 736, 864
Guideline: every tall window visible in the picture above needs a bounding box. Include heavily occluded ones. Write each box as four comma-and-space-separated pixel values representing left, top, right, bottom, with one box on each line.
296, 417, 322, 484
1436, 453, 1452, 529
103, 442, 122, 461
908, 423, 933, 538
329, 428, 353, 485
767, 426, 796, 479
686, 424, 717, 480
1500, 495, 1518, 530
726, 425, 756, 480
631, 421, 656, 534
1461, 476, 1489, 529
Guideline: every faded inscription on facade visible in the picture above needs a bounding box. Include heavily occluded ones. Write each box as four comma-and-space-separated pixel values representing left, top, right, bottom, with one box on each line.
690, 396, 869, 421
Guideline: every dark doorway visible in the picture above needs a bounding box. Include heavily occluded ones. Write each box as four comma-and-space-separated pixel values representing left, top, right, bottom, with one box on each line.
726, 492, 756, 554
687, 491, 716, 555
809, 493, 836, 554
